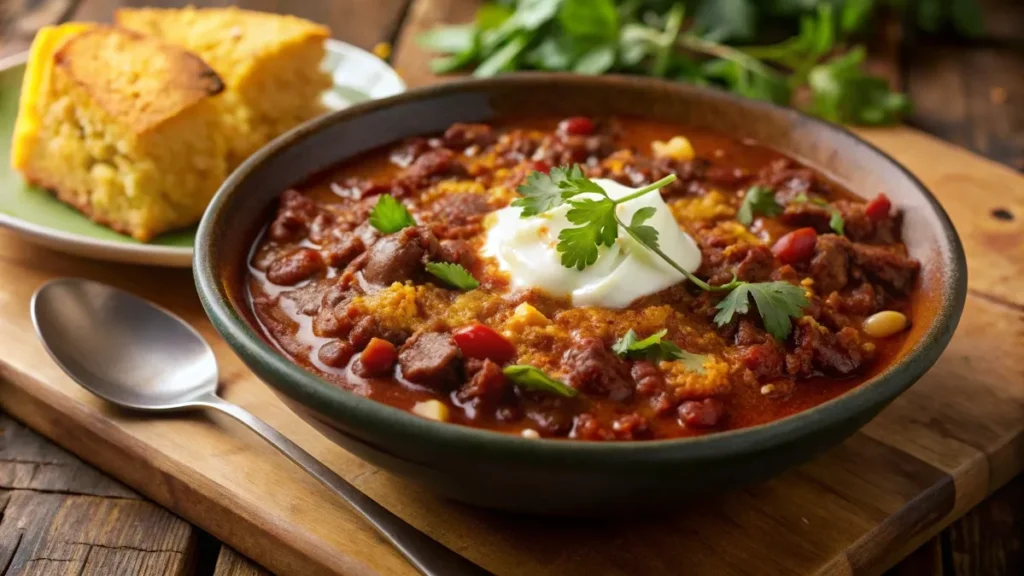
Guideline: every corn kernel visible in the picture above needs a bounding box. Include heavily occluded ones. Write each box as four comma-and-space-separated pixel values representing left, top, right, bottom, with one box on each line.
652, 136, 695, 161
863, 311, 908, 338
521, 429, 540, 439
411, 400, 449, 422
512, 302, 550, 326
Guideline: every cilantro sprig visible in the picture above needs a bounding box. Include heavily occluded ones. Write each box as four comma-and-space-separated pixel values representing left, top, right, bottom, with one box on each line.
793, 193, 845, 235
415, 0, 966, 125
515, 165, 809, 340
369, 195, 479, 291
612, 329, 707, 374
503, 365, 578, 397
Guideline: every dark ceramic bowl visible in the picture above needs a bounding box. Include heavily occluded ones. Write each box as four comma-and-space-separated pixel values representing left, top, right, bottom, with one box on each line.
194, 74, 966, 515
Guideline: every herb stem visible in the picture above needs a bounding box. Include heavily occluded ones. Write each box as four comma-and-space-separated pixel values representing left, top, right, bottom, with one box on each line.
612, 174, 677, 205
615, 213, 737, 292
677, 34, 779, 78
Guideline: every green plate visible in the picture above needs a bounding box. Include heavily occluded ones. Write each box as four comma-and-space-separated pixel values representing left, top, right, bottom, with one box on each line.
0, 39, 404, 267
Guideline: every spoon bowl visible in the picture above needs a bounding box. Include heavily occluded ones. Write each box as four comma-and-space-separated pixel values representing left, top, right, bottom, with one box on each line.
30, 278, 487, 576
32, 278, 218, 411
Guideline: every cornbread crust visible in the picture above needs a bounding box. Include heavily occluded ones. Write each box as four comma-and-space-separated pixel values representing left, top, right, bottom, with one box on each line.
116, 6, 332, 168
13, 26, 228, 241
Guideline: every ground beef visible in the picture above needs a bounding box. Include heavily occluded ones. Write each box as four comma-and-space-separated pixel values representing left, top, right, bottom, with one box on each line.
348, 316, 409, 349
810, 234, 851, 294
562, 338, 633, 401
438, 239, 477, 270
389, 138, 432, 168
735, 245, 775, 282
428, 193, 491, 239
399, 331, 462, 389
401, 149, 467, 186
850, 243, 919, 294
631, 361, 664, 395
359, 226, 440, 287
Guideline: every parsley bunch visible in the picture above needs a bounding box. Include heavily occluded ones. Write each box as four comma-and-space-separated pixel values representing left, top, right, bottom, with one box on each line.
420, 0, 983, 125
516, 166, 809, 339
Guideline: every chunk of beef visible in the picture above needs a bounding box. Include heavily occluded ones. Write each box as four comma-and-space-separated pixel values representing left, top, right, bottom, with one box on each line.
755, 159, 824, 204
266, 248, 324, 286
442, 123, 496, 150
570, 413, 615, 441
562, 338, 633, 401
781, 201, 834, 233
850, 243, 920, 294
360, 226, 440, 287
438, 239, 477, 270
841, 282, 882, 316
834, 200, 899, 244
428, 193, 491, 239
735, 245, 775, 282
631, 361, 665, 395
457, 358, 510, 409
399, 331, 462, 389
269, 189, 318, 242
810, 234, 851, 294
787, 321, 868, 377
401, 149, 467, 186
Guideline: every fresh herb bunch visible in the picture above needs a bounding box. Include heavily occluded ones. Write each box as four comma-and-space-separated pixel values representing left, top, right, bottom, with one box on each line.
515, 165, 809, 339
419, 0, 983, 125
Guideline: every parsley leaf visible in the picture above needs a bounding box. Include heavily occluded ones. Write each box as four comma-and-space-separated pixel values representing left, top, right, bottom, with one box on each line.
369, 194, 416, 234
512, 164, 593, 216
612, 329, 708, 373
625, 206, 660, 247
737, 186, 781, 226
425, 262, 480, 291
503, 365, 577, 397
557, 199, 617, 270
714, 281, 809, 340
792, 193, 844, 235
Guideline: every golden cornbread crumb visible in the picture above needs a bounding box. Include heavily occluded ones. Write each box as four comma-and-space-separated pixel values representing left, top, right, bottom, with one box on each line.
351, 282, 425, 334
670, 191, 736, 223
12, 25, 227, 241
116, 6, 332, 168
661, 356, 731, 398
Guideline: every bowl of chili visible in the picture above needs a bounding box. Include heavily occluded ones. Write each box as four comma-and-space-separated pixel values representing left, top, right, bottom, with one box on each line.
194, 74, 966, 514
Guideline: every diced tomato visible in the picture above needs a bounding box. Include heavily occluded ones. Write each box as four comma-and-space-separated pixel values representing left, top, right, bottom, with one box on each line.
865, 193, 892, 221
453, 323, 516, 364
358, 338, 397, 375
529, 160, 552, 174
558, 116, 595, 136
771, 227, 817, 264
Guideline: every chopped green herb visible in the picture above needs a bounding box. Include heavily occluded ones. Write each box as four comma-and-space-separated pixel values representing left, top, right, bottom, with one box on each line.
368, 194, 416, 234
792, 193, 845, 235
612, 329, 708, 373
503, 365, 578, 397
713, 281, 810, 341
425, 262, 480, 291
417, 0, 971, 125
737, 186, 781, 226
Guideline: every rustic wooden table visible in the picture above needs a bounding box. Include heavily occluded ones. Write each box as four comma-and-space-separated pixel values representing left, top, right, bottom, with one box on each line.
0, 1, 1021, 575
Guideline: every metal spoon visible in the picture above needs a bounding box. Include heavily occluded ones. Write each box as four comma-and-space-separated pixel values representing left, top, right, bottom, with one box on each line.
31, 278, 489, 576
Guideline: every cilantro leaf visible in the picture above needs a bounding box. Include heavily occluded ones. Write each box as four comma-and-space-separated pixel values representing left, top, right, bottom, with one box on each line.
612, 329, 707, 373
625, 206, 660, 248
737, 186, 781, 226
807, 47, 910, 125
557, 198, 617, 270
369, 194, 416, 234
791, 194, 845, 235
425, 262, 480, 291
503, 365, 577, 397
714, 281, 809, 340
513, 169, 564, 216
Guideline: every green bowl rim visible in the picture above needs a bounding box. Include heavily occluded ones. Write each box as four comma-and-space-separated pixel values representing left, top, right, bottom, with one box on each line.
194, 73, 966, 465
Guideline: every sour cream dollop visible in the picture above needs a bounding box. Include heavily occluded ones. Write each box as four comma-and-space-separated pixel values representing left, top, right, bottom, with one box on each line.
482, 178, 701, 308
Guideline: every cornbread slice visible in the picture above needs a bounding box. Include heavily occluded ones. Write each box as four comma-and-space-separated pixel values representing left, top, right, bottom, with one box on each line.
11, 25, 227, 241
116, 6, 332, 168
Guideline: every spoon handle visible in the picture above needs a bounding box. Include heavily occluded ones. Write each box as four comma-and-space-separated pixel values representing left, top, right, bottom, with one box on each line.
196, 393, 491, 576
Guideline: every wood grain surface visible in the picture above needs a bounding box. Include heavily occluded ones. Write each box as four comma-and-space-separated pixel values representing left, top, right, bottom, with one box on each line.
0, 0, 1021, 575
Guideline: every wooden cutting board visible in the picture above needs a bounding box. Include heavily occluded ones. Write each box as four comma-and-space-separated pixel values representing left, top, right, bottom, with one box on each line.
2, 12, 1024, 576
